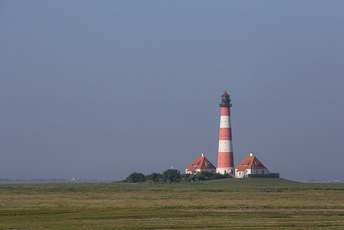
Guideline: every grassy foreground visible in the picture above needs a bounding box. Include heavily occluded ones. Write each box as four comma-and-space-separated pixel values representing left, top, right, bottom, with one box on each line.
1, 178, 344, 229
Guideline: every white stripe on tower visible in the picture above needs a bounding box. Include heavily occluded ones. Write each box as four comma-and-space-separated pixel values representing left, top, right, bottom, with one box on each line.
217, 91, 234, 176
220, 116, 231, 128
218, 140, 233, 153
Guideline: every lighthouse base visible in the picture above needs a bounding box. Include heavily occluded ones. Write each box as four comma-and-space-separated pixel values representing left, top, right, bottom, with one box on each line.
216, 167, 235, 177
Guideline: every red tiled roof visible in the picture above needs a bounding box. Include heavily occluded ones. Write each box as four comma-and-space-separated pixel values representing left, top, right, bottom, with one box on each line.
235, 155, 267, 172
222, 91, 229, 97
186, 154, 216, 172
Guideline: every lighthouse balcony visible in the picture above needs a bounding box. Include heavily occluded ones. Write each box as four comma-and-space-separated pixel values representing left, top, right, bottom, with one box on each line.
219, 103, 232, 107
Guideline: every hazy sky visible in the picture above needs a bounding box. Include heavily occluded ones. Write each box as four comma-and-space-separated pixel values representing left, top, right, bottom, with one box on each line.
1, 1, 343, 182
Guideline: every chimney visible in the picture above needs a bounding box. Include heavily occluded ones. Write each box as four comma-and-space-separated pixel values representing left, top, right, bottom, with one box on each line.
250, 152, 254, 156
201, 152, 204, 157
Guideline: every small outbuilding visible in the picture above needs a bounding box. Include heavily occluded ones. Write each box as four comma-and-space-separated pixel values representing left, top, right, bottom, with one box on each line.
235, 152, 278, 178
185, 153, 216, 174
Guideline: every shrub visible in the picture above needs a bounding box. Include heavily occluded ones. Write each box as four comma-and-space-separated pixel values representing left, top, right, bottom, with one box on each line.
162, 169, 180, 183
146, 173, 162, 182
182, 172, 232, 182
211, 173, 230, 180
182, 174, 196, 182
125, 172, 146, 183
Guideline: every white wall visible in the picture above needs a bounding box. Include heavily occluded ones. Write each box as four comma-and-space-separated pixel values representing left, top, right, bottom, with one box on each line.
186, 168, 216, 175
216, 167, 234, 176
235, 169, 271, 178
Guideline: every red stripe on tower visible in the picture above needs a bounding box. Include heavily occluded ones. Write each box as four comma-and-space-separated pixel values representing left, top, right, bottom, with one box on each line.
216, 91, 235, 176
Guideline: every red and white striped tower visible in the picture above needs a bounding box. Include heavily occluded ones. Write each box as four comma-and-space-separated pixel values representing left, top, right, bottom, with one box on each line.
216, 91, 235, 176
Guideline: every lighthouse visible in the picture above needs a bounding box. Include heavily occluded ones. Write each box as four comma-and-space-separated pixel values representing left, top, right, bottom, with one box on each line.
216, 91, 235, 176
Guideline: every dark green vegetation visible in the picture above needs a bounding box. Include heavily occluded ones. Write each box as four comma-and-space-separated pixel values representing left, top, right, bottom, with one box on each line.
1, 178, 344, 229
125, 172, 147, 183
125, 170, 230, 183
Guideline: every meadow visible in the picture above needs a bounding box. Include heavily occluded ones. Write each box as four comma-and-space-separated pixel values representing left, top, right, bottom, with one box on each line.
0, 178, 344, 229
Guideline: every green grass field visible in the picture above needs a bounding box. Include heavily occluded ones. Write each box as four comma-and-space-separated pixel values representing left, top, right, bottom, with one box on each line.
1, 178, 344, 229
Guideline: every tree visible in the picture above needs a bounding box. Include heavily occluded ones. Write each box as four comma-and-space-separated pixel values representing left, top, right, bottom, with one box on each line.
125, 172, 146, 183
181, 173, 196, 182
162, 169, 180, 183
146, 173, 162, 182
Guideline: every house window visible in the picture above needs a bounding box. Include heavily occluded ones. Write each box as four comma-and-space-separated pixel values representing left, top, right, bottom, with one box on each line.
262, 170, 264, 174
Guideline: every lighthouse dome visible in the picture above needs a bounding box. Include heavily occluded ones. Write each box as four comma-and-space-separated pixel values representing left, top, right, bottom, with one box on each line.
222, 91, 229, 97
